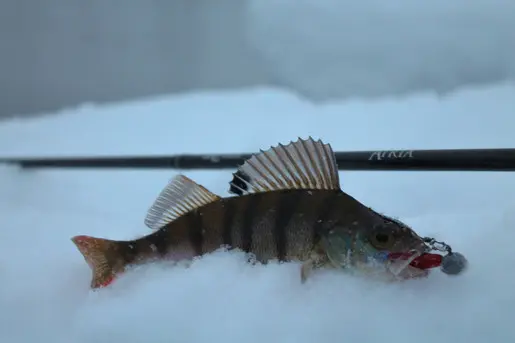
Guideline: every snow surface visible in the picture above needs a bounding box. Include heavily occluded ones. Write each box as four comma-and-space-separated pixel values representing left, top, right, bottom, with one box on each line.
1, 85, 515, 343
245, 0, 515, 101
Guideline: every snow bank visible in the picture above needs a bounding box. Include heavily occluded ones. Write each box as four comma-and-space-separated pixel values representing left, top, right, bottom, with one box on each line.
245, 0, 515, 101
1, 86, 515, 343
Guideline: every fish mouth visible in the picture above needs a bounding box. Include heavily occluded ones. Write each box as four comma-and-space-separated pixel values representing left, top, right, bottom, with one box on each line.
386, 251, 443, 278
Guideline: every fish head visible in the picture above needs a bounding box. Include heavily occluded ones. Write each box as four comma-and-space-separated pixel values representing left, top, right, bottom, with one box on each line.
365, 217, 431, 279
321, 216, 431, 280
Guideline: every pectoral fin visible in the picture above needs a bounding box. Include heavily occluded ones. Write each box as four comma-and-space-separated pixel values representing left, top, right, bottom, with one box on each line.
301, 259, 314, 283
300, 248, 331, 283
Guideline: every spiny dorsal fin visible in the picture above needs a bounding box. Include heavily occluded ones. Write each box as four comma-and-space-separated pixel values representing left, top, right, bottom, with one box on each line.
145, 174, 220, 230
229, 137, 340, 196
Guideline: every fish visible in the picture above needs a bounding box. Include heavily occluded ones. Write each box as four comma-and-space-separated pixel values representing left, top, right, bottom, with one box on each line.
71, 137, 436, 289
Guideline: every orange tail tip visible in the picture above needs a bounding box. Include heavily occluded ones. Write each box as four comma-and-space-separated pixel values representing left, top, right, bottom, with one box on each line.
71, 235, 121, 289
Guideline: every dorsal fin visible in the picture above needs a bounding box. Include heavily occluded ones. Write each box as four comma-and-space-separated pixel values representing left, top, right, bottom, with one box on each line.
144, 174, 221, 230
228, 137, 340, 196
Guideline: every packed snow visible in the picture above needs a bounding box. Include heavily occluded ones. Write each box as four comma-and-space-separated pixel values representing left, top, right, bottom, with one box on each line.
245, 0, 515, 101
1, 85, 515, 343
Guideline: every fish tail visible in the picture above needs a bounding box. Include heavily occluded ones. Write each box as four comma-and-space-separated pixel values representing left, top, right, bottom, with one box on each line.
71, 235, 127, 289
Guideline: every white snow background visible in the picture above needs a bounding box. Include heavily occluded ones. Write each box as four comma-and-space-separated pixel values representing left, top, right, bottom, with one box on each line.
245, 0, 515, 101
1, 83, 515, 343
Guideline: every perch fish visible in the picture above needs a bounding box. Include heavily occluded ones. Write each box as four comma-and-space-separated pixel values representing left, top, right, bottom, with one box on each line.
72, 137, 435, 289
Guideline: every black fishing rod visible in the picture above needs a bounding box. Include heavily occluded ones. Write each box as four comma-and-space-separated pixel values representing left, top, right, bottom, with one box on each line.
0, 148, 514, 171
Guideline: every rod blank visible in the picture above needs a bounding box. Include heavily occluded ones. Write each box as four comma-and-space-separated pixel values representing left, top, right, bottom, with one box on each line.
0, 148, 514, 171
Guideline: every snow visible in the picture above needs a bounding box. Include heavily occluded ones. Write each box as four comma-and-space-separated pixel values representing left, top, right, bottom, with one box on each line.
245, 0, 515, 101
1, 84, 515, 343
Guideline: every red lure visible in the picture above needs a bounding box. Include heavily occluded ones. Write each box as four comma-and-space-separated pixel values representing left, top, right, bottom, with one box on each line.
388, 252, 443, 270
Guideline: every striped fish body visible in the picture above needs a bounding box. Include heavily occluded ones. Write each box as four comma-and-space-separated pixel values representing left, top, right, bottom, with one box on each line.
71, 137, 429, 289
135, 189, 375, 265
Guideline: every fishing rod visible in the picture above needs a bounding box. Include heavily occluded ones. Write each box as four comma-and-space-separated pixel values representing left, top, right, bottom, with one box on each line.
0, 148, 514, 171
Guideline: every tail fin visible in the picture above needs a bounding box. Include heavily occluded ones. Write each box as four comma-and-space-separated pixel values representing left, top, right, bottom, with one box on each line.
71, 235, 125, 289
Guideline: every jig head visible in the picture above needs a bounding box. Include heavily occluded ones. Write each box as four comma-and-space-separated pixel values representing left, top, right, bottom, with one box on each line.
423, 237, 468, 275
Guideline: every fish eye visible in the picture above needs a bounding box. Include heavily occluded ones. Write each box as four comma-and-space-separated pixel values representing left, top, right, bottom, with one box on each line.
375, 233, 390, 243
369, 225, 395, 249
